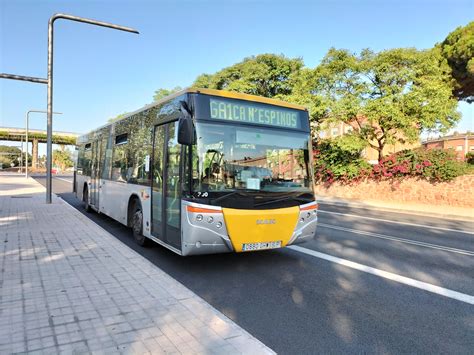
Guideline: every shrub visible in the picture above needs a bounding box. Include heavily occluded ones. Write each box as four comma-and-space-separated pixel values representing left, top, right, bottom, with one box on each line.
371, 148, 468, 182
466, 152, 474, 165
314, 138, 370, 184
314, 141, 470, 185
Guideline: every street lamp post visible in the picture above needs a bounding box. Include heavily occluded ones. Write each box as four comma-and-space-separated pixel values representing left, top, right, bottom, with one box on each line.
45, 14, 139, 204
1, 13, 138, 204
25, 110, 63, 178
20, 135, 23, 173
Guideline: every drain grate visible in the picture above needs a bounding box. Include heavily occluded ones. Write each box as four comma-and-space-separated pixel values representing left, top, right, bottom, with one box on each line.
11, 196, 32, 199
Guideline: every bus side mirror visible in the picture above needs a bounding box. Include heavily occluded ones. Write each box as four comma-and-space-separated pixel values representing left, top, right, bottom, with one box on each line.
178, 116, 196, 145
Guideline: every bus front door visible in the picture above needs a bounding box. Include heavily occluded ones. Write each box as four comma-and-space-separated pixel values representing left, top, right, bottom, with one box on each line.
151, 122, 182, 250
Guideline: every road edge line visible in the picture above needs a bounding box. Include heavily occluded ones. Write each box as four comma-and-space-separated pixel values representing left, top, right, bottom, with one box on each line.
318, 223, 474, 255
318, 199, 474, 223
288, 245, 474, 305
318, 210, 474, 235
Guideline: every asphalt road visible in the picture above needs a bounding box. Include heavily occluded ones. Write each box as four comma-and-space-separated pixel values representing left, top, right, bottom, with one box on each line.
34, 176, 474, 354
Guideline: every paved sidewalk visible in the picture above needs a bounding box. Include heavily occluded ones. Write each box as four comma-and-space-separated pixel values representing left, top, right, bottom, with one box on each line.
0, 175, 273, 354
317, 195, 474, 221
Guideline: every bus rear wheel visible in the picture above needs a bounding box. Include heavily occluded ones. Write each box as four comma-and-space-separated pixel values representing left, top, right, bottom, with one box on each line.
131, 201, 149, 247
83, 186, 91, 212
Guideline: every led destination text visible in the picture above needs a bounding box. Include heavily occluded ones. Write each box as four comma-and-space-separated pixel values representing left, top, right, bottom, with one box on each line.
210, 99, 299, 129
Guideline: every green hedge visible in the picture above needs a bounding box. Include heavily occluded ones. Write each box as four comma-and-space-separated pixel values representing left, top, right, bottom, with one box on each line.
314, 143, 470, 184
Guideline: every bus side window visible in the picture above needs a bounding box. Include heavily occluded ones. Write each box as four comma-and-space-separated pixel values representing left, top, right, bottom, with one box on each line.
111, 143, 127, 182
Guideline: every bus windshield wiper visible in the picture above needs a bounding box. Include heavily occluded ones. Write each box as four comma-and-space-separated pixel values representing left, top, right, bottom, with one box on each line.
211, 189, 262, 204
253, 195, 313, 208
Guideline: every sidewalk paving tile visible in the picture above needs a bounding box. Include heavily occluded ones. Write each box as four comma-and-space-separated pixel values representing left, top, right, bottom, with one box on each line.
0, 175, 274, 354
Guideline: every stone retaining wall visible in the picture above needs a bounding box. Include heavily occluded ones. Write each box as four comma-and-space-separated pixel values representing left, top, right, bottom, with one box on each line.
314, 175, 474, 208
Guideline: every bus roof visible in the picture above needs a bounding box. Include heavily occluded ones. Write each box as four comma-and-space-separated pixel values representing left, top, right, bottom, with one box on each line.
187, 88, 307, 111
78, 88, 307, 141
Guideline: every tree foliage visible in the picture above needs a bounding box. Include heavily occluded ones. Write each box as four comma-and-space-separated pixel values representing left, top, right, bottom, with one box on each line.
439, 21, 474, 102
108, 87, 183, 124
53, 148, 74, 171
0, 145, 22, 167
315, 47, 460, 161
193, 54, 304, 98
153, 86, 182, 101
108, 112, 129, 123
0, 131, 76, 145
279, 67, 328, 123
148, 26, 465, 164
314, 138, 370, 184
466, 152, 474, 164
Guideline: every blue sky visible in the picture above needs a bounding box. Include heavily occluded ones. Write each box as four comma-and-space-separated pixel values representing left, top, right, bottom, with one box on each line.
1, 0, 473, 152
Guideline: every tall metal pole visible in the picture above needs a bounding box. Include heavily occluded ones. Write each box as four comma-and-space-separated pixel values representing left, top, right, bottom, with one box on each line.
46, 17, 54, 203
45, 13, 138, 204
25, 110, 62, 178
25, 112, 29, 178
20, 135, 23, 173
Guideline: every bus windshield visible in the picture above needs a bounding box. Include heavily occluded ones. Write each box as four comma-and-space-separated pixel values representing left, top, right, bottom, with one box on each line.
192, 122, 312, 194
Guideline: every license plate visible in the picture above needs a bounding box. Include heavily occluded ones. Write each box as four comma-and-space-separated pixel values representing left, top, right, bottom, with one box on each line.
242, 241, 282, 251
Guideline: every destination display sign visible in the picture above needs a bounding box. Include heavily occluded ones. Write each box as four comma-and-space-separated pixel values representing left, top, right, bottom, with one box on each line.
209, 98, 300, 129
197, 96, 309, 130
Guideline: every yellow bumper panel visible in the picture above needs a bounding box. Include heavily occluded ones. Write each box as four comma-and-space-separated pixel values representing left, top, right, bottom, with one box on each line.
222, 206, 299, 252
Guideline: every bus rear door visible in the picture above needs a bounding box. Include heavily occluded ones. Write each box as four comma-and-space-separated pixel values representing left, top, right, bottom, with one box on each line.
90, 139, 101, 209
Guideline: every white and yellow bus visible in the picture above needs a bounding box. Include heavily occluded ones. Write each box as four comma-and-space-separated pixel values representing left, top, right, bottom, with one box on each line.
75, 88, 318, 255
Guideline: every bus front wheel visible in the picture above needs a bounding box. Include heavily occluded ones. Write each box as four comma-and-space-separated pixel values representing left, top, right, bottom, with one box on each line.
131, 200, 149, 247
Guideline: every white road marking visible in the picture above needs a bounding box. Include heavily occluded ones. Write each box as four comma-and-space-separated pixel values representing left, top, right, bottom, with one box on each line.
318, 223, 474, 256
318, 210, 473, 235
288, 245, 474, 305
54, 177, 73, 184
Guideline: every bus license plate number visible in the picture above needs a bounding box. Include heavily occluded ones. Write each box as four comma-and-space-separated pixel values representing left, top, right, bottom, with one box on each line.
242, 241, 281, 251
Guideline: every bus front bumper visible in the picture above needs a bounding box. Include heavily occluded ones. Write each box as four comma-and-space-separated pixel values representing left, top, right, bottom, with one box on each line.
181, 201, 317, 256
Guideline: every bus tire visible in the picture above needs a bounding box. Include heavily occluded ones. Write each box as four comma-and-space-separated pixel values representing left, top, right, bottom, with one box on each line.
131, 200, 149, 247
83, 185, 92, 212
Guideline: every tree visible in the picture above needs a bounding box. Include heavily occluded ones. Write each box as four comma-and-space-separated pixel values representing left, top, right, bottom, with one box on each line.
315, 47, 460, 161
53, 148, 74, 171
0, 145, 31, 167
314, 138, 371, 183
193, 54, 304, 98
153, 86, 182, 101
108, 87, 183, 123
439, 21, 474, 102
282, 67, 329, 124
108, 112, 129, 123
0, 145, 21, 167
